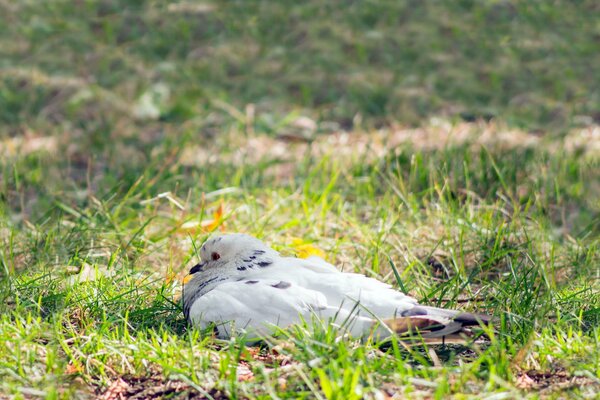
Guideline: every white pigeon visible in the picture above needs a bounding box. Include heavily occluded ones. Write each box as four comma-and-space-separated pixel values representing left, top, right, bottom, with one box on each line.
182, 234, 492, 342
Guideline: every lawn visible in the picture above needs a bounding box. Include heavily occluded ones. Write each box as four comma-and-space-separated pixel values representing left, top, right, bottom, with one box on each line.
1, 0, 599, 398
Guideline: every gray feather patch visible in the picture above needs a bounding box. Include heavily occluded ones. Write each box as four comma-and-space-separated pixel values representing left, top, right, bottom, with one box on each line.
272, 281, 291, 289
401, 307, 428, 317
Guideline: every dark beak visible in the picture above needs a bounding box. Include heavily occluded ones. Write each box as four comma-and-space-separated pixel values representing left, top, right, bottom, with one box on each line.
189, 261, 206, 275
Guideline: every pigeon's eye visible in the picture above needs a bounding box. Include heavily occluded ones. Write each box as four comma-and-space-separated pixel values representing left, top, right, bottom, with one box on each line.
211, 252, 221, 261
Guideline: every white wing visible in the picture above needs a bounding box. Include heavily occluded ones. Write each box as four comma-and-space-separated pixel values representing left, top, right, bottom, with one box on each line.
249, 257, 419, 318
188, 279, 328, 338
313, 271, 418, 316
293, 256, 339, 273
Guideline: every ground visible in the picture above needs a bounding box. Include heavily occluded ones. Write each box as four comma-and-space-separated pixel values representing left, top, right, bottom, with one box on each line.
0, 1, 599, 399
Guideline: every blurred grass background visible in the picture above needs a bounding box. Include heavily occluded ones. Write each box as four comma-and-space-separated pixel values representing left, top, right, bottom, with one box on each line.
1, 0, 598, 134
2, 0, 599, 223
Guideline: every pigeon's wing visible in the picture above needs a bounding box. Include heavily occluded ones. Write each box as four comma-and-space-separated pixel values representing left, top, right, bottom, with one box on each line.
266, 258, 419, 317
313, 272, 420, 317
187, 279, 328, 338
284, 256, 340, 274
303, 272, 493, 334
302, 256, 340, 273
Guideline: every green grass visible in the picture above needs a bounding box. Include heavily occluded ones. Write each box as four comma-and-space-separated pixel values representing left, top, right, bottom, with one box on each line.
1, 135, 599, 398
1, 0, 600, 399
1, 0, 598, 134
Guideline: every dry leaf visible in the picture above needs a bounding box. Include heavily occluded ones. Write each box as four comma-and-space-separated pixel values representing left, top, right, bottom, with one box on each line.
179, 202, 227, 234
165, 271, 177, 285
100, 378, 129, 400
202, 202, 226, 232
278, 377, 288, 390
516, 373, 537, 390
236, 362, 254, 382
65, 362, 81, 375
67, 263, 115, 285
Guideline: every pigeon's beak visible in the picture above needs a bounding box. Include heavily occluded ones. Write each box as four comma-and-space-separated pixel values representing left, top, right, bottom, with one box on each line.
182, 261, 206, 284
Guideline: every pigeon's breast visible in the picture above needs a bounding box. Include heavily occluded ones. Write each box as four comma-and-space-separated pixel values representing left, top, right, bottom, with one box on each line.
183, 275, 230, 319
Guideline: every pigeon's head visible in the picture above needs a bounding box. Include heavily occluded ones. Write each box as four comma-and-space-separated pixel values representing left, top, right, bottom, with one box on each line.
186, 234, 277, 279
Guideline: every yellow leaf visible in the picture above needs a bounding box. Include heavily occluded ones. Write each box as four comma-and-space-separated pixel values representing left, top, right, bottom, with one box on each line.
202, 202, 226, 232
290, 238, 326, 259
165, 271, 177, 285
178, 202, 227, 234
65, 362, 82, 375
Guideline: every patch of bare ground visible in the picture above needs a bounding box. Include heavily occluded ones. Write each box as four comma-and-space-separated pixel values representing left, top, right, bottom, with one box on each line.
98, 375, 228, 400
179, 120, 600, 179
378, 367, 599, 399
515, 368, 599, 397
95, 346, 294, 400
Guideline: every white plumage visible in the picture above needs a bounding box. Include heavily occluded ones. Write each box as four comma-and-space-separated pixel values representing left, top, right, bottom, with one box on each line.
182, 234, 491, 341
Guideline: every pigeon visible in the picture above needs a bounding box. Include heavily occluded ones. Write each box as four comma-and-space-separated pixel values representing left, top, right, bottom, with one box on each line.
182, 234, 492, 342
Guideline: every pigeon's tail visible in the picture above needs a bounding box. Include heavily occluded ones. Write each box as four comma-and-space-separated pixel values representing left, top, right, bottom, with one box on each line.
376, 307, 493, 344
418, 305, 494, 327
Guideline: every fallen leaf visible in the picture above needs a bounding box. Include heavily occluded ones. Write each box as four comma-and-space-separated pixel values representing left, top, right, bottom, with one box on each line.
236, 362, 254, 381
165, 271, 178, 285
100, 378, 129, 400
65, 362, 82, 375
132, 83, 170, 121
179, 202, 227, 234
516, 372, 537, 389
67, 263, 115, 285
290, 238, 326, 259
202, 202, 226, 232
278, 377, 288, 390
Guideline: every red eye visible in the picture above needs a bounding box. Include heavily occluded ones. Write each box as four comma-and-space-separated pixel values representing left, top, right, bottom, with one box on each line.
211, 252, 220, 261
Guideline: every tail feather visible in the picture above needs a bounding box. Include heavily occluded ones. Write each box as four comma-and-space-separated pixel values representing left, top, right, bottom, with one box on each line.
384, 315, 449, 334
453, 311, 494, 325
418, 306, 494, 326
384, 315, 463, 338
402, 335, 479, 346
380, 306, 494, 343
